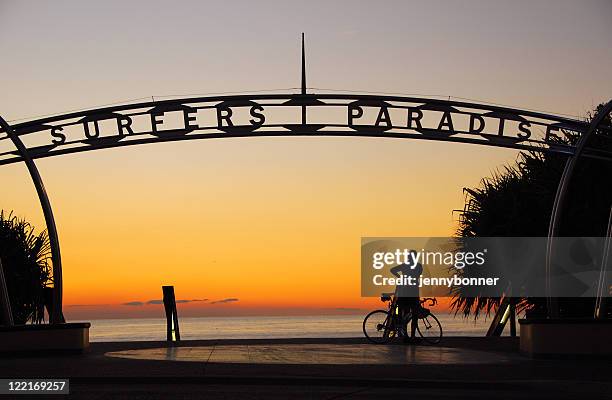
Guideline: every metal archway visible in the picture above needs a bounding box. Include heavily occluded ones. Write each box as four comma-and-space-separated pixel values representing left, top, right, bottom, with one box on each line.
1, 92, 611, 322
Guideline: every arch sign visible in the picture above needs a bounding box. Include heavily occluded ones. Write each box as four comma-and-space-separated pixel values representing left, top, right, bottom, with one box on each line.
1, 36, 610, 323
0, 93, 603, 166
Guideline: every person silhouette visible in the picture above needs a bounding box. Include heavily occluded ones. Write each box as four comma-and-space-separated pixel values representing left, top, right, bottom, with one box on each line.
390, 250, 423, 344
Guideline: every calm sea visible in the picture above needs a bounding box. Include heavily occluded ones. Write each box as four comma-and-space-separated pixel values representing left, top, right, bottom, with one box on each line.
87, 313, 495, 342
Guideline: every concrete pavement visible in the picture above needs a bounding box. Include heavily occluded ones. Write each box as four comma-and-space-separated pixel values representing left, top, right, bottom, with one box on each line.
1, 337, 610, 399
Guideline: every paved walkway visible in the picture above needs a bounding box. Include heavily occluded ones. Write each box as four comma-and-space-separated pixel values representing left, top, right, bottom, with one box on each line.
106, 343, 520, 365
2, 337, 611, 399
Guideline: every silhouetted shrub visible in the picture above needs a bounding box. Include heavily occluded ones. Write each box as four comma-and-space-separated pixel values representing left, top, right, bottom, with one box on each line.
0, 211, 51, 324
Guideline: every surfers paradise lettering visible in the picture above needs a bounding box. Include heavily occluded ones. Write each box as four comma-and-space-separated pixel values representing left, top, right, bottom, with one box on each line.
2, 94, 586, 167
48, 101, 568, 145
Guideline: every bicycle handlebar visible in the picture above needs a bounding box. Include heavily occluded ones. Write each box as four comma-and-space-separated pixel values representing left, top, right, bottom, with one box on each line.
420, 297, 437, 307
380, 295, 437, 307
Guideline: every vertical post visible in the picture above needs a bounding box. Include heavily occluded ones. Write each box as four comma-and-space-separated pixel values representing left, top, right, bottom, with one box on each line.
0, 258, 14, 326
300, 33, 307, 126
0, 116, 63, 324
594, 206, 612, 319
301, 32, 306, 96
509, 300, 516, 337
43, 287, 64, 323
546, 100, 612, 319
162, 286, 180, 342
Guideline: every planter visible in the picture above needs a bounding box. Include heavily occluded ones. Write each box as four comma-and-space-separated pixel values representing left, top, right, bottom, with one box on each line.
0, 322, 90, 353
519, 318, 612, 357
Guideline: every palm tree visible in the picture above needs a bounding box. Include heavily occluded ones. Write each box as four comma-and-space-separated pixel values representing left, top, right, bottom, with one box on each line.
451, 104, 612, 320
0, 211, 52, 324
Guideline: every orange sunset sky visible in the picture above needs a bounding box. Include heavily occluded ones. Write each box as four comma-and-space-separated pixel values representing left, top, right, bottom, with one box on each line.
1, 0, 611, 319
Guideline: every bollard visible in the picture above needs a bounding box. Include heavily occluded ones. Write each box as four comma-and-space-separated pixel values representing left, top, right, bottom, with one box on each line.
162, 286, 181, 342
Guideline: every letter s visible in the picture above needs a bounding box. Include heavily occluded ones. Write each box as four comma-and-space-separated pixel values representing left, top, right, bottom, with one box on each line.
476, 251, 486, 265
249, 105, 265, 127
51, 127, 66, 145
517, 122, 531, 139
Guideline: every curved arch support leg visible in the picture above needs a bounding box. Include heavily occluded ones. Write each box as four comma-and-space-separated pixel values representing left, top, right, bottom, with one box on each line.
546, 100, 612, 318
0, 116, 63, 324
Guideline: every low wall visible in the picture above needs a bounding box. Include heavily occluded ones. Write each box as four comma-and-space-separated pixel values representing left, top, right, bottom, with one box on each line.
519, 319, 612, 357
0, 322, 90, 353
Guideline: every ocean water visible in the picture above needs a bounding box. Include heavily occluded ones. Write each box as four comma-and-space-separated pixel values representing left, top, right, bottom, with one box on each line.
87, 313, 496, 342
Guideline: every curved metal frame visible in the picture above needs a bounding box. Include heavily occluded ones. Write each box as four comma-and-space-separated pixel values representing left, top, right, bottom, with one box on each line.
0, 116, 63, 324
545, 100, 612, 318
1, 93, 610, 323
1, 93, 605, 167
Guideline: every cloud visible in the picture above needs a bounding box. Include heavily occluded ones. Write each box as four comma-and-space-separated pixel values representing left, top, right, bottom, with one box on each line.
146, 299, 209, 305
122, 301, 144, 306
211, 298, 239, 304
122, 299, 212, 306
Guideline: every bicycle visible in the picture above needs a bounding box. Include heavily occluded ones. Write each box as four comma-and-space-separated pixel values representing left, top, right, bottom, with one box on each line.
362, 294, 443, 344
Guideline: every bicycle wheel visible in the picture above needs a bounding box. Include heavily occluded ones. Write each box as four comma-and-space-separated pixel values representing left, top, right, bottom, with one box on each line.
417, 313, 442, 344
363, 310, 395, 344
